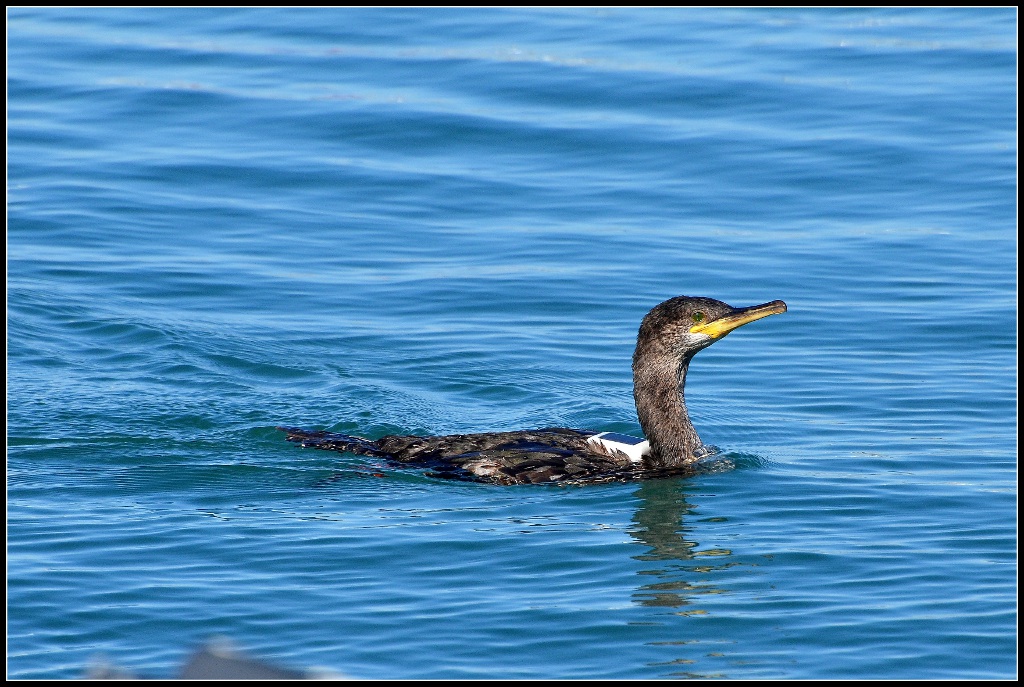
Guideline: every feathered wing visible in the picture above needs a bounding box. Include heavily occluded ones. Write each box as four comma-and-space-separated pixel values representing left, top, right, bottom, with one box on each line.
278, 426, 640, 484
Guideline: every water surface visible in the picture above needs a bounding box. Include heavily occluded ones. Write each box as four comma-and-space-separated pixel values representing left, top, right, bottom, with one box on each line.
8, 8, 1017, 679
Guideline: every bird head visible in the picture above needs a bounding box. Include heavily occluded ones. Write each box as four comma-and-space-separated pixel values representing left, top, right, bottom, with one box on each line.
637, 296, 787, 360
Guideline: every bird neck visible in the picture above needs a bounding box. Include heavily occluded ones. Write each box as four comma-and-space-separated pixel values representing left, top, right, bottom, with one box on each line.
632, 346, 703, 468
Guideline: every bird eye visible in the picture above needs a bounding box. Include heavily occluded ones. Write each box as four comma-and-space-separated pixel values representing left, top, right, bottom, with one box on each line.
692, 311, 705, 323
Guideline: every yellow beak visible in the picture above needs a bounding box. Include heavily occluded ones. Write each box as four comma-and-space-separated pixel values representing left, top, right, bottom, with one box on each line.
689, 300, 787, 339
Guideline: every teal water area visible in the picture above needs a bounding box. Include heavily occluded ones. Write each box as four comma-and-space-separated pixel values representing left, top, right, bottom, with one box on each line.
8, 8, 1016, 679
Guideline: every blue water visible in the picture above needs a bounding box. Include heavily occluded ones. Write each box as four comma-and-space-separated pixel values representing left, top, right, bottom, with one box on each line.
7, 7, 1017, 680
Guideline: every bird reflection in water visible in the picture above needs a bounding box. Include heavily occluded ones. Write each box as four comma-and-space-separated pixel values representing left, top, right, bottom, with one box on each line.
628, 477, 733, 609
628, 477, 744, 678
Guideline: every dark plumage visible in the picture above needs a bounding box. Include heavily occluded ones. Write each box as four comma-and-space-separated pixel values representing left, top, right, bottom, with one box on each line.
280, 295, 786, 485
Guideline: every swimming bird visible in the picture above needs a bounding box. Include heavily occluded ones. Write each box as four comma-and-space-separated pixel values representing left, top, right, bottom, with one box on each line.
280, 295, 786, 485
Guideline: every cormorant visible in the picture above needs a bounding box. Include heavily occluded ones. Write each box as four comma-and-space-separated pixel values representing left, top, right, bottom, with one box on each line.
280, 295, 786, 485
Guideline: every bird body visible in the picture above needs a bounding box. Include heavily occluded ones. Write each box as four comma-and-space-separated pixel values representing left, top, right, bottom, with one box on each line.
281, 295, 786, 485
